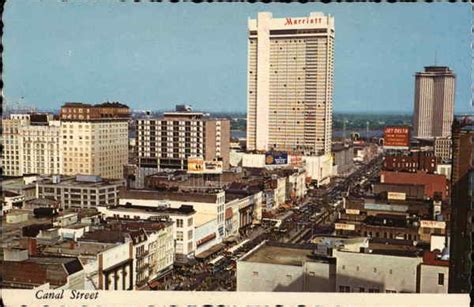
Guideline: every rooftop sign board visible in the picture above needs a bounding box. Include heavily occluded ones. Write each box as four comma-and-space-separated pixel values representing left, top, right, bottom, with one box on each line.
384, 126, 410, 150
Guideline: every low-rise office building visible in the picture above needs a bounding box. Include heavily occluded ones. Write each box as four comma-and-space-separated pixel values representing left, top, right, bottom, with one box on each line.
380, 171, 449, 200
383, 150, 437, 174
36, 175, 124, 208
332, 143, 354, 176
333, 248, 424, 293
237, 241, 337, 292
98, 204, 196, 259
119, 188, 226, 245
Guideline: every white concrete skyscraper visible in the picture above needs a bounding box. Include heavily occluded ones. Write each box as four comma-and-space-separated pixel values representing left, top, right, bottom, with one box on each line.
246, 12, 335, 156
413, 66, 456, 139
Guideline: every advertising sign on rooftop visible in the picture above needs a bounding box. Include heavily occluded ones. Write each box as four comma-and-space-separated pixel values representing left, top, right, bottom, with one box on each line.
384, 126, 410, 150
265, 152, 288, 165
187, 158, 223, 174
187, 158, 204, 173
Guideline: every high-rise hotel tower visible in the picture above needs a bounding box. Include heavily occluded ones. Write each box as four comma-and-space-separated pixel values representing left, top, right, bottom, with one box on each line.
413, 66, 455, 139
246, 12, 335, 155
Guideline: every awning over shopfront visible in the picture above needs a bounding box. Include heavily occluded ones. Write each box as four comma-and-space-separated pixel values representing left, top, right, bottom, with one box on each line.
195, 243, 226, 260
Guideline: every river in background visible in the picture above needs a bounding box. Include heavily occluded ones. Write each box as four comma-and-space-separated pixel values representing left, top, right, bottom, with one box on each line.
231, 129, 384, 140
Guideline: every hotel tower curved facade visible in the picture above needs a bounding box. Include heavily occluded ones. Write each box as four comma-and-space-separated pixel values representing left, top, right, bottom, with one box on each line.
246, 12, 335, 156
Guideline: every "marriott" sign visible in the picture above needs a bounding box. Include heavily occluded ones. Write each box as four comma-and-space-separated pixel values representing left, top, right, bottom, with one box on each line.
284, 17, 323, 26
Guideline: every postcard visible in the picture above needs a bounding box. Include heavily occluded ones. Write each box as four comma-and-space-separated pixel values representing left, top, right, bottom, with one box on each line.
1, 1, 472, 306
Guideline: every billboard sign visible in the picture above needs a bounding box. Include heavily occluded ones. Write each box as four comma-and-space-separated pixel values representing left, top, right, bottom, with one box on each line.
383, 126, 410, 150
265, 152, 288, 165
335, 223, 355, 231
345, 209, 360, 215
289, 154, 303, 167
187, 158, 204, 173
387, 192, 407, 201
203, 161, 223, 174
420, 220, 446, 229
188, 159, 223, 174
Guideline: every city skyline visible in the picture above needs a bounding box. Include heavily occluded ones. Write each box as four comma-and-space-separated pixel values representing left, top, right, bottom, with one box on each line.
4, 3, 472, 114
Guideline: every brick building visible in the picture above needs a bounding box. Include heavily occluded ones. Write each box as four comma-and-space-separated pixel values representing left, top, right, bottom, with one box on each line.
380, 171, 448, 200
383, 151, 437, 174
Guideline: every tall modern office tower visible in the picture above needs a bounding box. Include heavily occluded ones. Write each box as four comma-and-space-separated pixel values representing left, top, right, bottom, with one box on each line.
412, 66, 456, 139
246, 12, 335, 155
448, 116, 473, 294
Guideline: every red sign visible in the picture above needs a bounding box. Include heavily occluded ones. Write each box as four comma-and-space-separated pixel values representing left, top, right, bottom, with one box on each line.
284, 17, 323, 26
384, 126, 410, 149
196, 233, 216, 247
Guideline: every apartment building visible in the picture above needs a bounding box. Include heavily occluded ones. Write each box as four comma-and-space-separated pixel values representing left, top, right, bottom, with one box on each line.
60, 102, 130, 180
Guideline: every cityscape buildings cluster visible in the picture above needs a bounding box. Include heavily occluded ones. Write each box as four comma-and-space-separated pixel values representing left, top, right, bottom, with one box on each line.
1, 11, 472, 296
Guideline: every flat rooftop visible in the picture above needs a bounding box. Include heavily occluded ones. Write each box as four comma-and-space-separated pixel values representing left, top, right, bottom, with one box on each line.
104, 204, 195, 215
38, 176, 124, 188
120, 188, 222, 203
43, 241, 118, 257
241, 242, 330, 266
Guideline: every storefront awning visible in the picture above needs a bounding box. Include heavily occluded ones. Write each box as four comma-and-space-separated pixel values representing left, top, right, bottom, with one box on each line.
195, 243, 226, 259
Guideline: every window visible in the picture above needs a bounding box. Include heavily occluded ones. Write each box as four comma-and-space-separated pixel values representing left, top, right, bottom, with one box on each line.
358, 287, 365, 292
188, 218, 193, 227
438, 273, 444, 285
187, 230, 193, 240
176, 231, 183, 241
176, 219, 183, 228
385, 290, 397, 293
339, 286, 350, 292
368, 288, 380, 293
373, 267, 377, 273
252, 271, 259, 277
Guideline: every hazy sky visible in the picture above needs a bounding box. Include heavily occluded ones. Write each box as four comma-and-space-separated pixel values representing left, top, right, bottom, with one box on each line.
4, 2, 472, 114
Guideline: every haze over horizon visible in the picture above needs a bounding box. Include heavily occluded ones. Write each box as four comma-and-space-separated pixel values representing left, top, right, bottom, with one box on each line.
4, 2, 472, 114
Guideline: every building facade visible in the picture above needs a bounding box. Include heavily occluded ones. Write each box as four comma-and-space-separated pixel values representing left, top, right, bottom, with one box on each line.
412, 66, 455, 139
136, 107, 230, 172
2, 114, 62, 176
60, 102, 130, 179
434, 136, 452, 162
448, 117, 473, 294
246, 12, 334, 155
36, 175, 124, 209
382, 150, 437, 174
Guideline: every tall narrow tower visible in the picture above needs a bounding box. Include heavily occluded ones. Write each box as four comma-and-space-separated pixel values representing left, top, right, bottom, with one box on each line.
246, 12, 335, 156
412, 66, 456, 139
